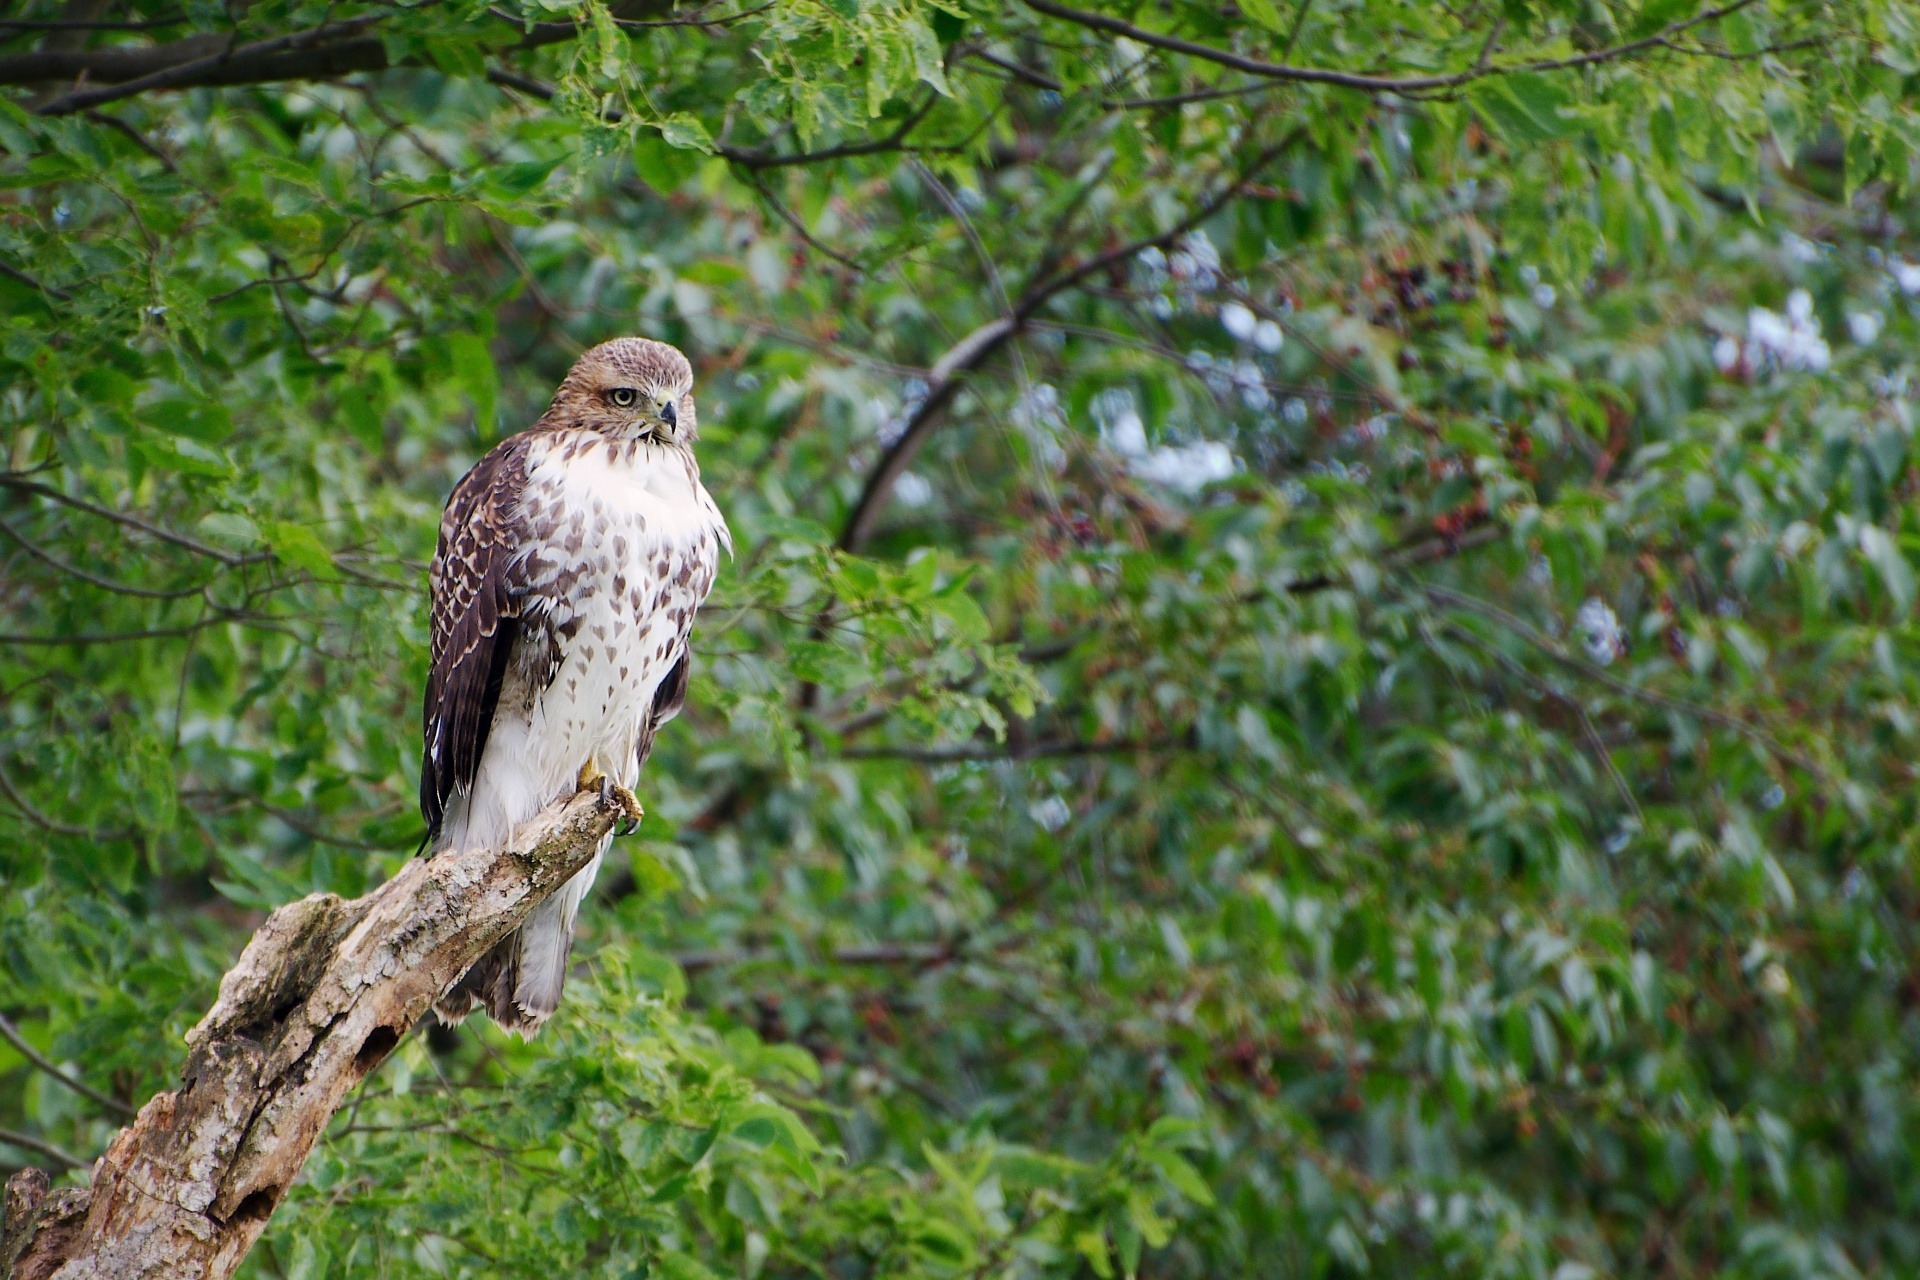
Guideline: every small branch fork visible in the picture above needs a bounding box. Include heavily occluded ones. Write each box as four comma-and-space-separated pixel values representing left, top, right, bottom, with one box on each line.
836, 133, 1297, 553
0, 786, 633, 1280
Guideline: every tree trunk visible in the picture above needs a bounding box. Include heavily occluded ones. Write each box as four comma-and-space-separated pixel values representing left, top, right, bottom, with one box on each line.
0, 786, 633, 1280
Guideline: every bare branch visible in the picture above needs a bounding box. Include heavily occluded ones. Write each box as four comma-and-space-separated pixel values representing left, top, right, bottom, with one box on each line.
0, 259, 72, 302
0, 15, 186, 32
0, 1128, 83, 1172
0, 756, 138, 842
0, 1012, 135, 1119
5, 786, 632, 1280
837, 134, 1295, 552
0, 518, 207, 599
1022, 0, 1769, 92
1, 2, 671, 110
718, 97, 939, 169
34, 17, 386, 116
0, 474, 265, 567
962, 46, 1063, 91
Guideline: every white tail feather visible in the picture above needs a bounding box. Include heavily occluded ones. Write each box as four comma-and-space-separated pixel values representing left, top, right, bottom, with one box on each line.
507, 851, 603, 1027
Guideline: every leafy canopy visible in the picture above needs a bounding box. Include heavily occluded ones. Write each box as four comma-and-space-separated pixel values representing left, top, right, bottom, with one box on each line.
3, 0, 1920, 1277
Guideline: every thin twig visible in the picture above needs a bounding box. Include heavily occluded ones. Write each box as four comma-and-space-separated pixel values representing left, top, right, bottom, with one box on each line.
742, 169, 863, 271
1423, 584, 1825, 779
0, 757, 138, 842
84, 110, 180, 172
838, 131, 1299, 551
0, 259, 72, 301
35, 16, 387, 116
0, 474, 266, 567
1023, 0, 1768, 92
840, 736, 1182, 762
0, 1012, 136, 1118
1437, 618, 1643, 823
0, 519, 208, 599
0, 15, 186, 31
0, 1126, 85, 1171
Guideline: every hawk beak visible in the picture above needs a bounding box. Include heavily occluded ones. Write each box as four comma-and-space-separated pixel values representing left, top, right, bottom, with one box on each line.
660, 399, 678, 430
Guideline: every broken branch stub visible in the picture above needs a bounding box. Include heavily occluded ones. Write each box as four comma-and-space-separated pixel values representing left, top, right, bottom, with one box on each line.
1, 786, 629, 1280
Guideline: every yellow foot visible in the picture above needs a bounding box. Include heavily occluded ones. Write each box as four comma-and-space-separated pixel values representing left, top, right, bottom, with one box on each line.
578, 762, 643, 834
605, 781, 643, 835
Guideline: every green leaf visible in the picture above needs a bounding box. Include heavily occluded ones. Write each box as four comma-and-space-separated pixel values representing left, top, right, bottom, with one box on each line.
445, 332, 498, 437
633, 128, 703, 193
487, 157, 566, 198
1860, 525, 1914, 615
682, 260, 748, 286
266, 522, 335, 577
1629, 0, 1696, 38
1142, 1146, 1215, 1207
932, 590, 989, 643
1075, 1228, 1114, 1279
1471, 73, 1579, 143
1238, 0, 1292, 33
658, 115, 716, 153
140, 396, 233, 443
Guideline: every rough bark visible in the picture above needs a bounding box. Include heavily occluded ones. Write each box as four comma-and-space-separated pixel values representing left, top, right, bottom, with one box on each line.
0, 784, 635, 1280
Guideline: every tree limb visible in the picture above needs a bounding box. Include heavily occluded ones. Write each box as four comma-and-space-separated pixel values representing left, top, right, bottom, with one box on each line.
0, 1129, 83, 1173
1, 785, 633, 1280
1022, 0, 1769, 91
0, 1013, 136, 1119
1, 3, 672, 112
837, 136, 1292, 552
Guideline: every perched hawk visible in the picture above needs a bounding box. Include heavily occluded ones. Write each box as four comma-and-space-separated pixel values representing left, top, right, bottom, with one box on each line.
421, 337, 729, 1035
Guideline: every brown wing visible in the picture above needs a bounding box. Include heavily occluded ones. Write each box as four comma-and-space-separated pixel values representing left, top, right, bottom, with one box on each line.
633, 646, 691, 774
420, 436, 534, 841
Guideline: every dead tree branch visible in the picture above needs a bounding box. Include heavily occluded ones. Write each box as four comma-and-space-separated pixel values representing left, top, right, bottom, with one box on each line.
0, 786, 632, 1280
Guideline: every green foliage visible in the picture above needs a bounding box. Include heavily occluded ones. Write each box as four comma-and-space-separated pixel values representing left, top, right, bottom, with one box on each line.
2, 0, 1920, 1277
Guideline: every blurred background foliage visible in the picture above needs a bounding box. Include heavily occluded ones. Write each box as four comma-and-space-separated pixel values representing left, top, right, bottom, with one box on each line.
3, 0, 1920, 1276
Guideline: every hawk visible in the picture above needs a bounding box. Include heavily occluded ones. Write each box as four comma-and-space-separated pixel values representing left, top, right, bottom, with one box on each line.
421, 337, 730, 1035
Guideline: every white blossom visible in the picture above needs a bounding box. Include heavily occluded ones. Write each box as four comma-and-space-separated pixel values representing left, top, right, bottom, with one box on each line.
1219, 302, 1257, 342
894, 471, 932, 507
1028, 795, 1071, 832
1575, 597, 1625, 665
1130, 440, 1235, 492
1094, 387, 1236, 493
1745, 290, 1829, 372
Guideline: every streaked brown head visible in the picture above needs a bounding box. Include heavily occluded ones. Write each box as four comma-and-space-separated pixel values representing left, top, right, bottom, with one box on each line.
541, 337, 697, 444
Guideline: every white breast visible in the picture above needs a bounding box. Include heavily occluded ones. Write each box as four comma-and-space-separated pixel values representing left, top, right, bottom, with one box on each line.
442, 431, 726, 854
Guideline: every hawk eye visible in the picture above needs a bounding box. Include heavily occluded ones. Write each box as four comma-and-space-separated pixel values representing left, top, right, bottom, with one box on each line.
608, 387, 638, 408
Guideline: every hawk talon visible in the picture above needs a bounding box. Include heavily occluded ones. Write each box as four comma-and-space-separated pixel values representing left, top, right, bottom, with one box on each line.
589, 774, 643, 835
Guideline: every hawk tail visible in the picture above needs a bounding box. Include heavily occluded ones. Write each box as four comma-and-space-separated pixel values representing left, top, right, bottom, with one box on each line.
435, 851, 603, 1038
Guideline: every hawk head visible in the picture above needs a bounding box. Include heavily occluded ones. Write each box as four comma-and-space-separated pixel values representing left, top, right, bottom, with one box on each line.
545, 337, 698, 444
